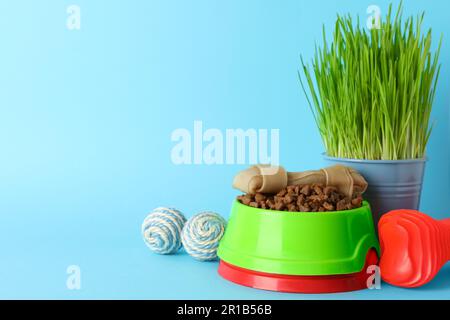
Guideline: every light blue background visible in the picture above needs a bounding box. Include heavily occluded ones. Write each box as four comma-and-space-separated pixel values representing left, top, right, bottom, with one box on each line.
0, 0, 448, 299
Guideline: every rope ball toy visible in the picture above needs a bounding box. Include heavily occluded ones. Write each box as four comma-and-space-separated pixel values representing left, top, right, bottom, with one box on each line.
181, 211, 227, 261
142, 207, 187, 255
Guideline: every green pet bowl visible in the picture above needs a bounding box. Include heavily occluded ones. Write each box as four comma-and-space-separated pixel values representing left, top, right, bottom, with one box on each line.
217, 200, 380, 293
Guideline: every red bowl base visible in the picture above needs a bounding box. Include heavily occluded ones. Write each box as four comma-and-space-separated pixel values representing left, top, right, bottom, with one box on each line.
218, 249, 378, 294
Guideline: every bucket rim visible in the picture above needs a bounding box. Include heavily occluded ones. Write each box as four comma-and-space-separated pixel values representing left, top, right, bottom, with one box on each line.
322, 153, 428, 164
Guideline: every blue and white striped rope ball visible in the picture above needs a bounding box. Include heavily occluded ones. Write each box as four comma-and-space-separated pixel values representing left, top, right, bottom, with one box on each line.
142, 207, 187, 255
181, 211, 227, 261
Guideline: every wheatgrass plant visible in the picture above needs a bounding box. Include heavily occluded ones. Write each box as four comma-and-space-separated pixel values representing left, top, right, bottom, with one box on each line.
299, 3, 441, 160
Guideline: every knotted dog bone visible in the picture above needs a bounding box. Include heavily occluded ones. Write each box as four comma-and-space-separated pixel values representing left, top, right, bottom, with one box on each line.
379, 210, 450, 288
232, 164, 367, 197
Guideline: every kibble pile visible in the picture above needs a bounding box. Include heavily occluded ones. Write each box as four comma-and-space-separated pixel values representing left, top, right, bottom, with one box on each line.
237, 184, 363, 212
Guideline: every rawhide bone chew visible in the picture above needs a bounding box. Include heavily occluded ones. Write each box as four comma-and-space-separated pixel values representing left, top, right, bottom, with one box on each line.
232, 164, 368, 197
379, 210, 450, 288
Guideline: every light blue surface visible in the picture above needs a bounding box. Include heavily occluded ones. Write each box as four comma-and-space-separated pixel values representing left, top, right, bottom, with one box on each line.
0, 0, 449, 299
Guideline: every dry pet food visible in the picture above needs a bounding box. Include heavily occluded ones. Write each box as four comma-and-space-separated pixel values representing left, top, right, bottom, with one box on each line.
237, 183, 363, 212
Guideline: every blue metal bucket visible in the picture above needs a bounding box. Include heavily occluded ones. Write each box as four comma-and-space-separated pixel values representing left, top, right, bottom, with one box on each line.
323, 154, 427, 228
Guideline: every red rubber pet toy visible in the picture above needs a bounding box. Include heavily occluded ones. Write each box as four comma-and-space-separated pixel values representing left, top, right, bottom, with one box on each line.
379, 209, 450, 288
